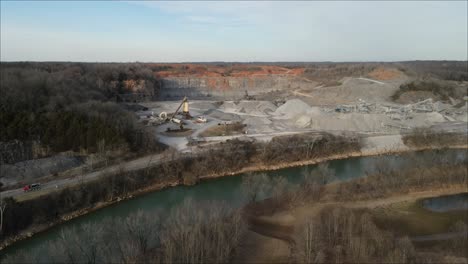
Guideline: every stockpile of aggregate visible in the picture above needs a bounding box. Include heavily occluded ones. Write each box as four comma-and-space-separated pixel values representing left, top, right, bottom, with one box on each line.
273, 99, 320, 119
203, 109, 242, 121
271, 98, 451, 132
220, 101, 277, 116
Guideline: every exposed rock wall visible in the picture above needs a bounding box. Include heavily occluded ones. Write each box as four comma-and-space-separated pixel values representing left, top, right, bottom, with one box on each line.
0, 154, 84, 186
0, 141, 50, 164
0, 140, 33, 164
159, 76, 308, 99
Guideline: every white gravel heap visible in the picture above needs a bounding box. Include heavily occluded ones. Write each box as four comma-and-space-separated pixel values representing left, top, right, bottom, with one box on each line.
273, 99, 320, 119
268, 98, 449, 131
220, 101, 277, 116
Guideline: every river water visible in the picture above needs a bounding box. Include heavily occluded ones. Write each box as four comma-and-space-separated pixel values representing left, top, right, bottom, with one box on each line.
1, 149, 466, 258
422, 193, 468, 212
410, 192, 468, 242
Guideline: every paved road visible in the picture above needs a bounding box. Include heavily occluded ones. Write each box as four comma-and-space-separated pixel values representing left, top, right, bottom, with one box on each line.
2, 124, 466, 200
0, 152, 167, 199
0, 129, 329, 200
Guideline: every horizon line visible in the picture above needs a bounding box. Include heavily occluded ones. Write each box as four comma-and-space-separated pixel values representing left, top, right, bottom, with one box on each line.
2, 60, 467, 64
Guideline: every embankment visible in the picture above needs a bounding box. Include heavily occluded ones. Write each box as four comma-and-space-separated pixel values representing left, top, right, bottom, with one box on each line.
1, 134, 466, 251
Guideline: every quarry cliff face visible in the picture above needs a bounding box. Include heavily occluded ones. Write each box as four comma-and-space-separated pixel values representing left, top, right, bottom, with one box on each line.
159, 76, 309, 99
152, 64, 309, 100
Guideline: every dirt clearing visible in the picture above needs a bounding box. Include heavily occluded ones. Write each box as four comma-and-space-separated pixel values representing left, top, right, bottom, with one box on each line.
368, 67, 404, 80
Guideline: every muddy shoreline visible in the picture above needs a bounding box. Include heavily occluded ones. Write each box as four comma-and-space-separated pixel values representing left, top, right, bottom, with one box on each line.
1, 144, 467, 252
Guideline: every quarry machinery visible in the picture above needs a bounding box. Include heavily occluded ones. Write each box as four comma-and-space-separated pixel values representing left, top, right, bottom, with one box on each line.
147, 96, 191, 129
168, 96, 191, 130
170, 96, 191, 120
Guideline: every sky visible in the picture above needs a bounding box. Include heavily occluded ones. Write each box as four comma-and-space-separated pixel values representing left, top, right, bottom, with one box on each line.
1, 1, 467, 62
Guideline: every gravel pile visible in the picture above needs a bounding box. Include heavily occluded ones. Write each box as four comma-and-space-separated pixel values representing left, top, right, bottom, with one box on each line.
271, 98, 450, 132
274, 99, 311, 118
220, 101, 277, 116
203, 109, 242, 121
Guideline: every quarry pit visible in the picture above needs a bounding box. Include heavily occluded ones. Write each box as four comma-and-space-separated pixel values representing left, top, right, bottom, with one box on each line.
138, 67, 467, 151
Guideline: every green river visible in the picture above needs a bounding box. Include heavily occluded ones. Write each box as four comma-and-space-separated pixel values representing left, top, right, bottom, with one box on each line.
1, 149, 466, 259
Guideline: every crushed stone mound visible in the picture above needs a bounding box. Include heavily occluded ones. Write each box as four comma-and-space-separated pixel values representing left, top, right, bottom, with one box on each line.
295, 115, 312, 128
220, 101, 238, 112
424, 112, 446, 123
243, 117, 275, 134
190, 101, 217, 110
220, 101, 277, 116
238, 101, 277, 115
274, 99, 320, 119
306, 113, 392, 132
203, 109, 241, 121
243, 117, 272, 126
275, 99, 311, 116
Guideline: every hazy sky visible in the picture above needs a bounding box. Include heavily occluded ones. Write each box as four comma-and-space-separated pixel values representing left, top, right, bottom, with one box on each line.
1, 1, 467, 62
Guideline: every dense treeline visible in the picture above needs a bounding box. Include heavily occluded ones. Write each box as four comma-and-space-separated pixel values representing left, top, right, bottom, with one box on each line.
0, 62, 163, 154
402, 128, 468, 149
4, 162, 466, 263
302, 61, 468, 82
294, 206, 417, 263
298, 61, 468, 82
244, 154, 467, 263
2, 148, 466, 263
246, 150, 467, 216
260, 133, 361, 163
398, 61, 468, 81
0, 133, 361, 239
392, 80, 467, 101
0, 102, 159, 153
296, 151, 467, 204
3, 200, 246, 263
302, 63, 377, 83
293, 206, 467, 263
335, 161, 467, 201
3, 106, 125, 153
1, 62, 161, 112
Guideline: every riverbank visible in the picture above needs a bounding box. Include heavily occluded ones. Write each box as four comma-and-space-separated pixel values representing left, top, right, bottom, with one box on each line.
238, 185, 468, 263
199, 139, 467, 181
1, 141, 467, 252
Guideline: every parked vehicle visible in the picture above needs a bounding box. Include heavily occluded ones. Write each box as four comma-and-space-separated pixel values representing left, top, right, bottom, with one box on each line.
196, 116, 207, 123
23, 183, 41, 192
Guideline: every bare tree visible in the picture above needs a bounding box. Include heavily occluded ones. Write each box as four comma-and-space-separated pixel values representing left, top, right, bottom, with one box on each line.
450, 221, 468, 257
311, 163, 336, 185
161, 199, 246, 263
123, 210, 160, 255
97, 139, 108, 167
295, 220, 317, 263
52, 223, 105, 264
0, 194, 6, 234
270, 176, 289, 211
241, 172, 270, 203
2, 244, 45, 264
293, 206, 419, 264
299, 163, 335, 201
